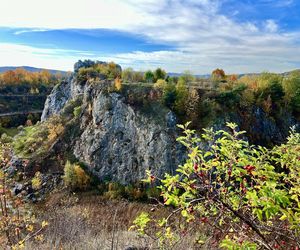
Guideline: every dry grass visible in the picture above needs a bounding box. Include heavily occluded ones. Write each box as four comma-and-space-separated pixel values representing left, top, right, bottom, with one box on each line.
23, 190, 204, 250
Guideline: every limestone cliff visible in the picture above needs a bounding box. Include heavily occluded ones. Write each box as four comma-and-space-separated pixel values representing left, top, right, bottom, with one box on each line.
41, 60, 299, 183
41, 63, 184, 184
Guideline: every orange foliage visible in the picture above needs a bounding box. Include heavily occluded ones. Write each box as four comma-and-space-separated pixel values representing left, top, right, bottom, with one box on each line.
114, 77, 122, 91
212, 68, 226, 80
0, 68, 61, 86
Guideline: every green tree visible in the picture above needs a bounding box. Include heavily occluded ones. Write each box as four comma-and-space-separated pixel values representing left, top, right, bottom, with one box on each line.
291, 89, 300, 113
154, 68, 167, 82
144, 70, 155, 83
262, 81, 285, 102
162, 83, 177, 108
174, 79, 189, 115
179, 70, 195, 85
121, 67, 134, 82
283, 71, 300, 112
132, 71, 144, 82
257, 72, 283, 90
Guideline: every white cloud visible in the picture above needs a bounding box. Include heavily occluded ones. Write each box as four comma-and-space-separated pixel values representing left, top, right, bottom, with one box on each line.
14, 29, 49, 35
0, 0, 147, 30
265, 19, 278, 33
0, 43, 97, 71
0, 0, 299, 73
261, 0, 294, 7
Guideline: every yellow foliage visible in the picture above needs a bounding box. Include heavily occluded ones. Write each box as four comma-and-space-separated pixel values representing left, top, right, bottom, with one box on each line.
0, 152, 47, 248
47, 123, 64, 142
114, 77, 122, 91
0, 68, 56, 86
262, 95, 272, 114
63, 161, 90, 190
31, 171, 42, 190
240, 89, 255, 107
154, 79, 167, 89
238, 75, 259, 90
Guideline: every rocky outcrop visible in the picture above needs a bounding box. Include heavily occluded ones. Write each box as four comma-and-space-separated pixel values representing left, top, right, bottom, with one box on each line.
41, 60, 299, 183
41, 79, 71, 120
41, 62, 184, 184
74, 59, 121, 73
211, 107, 299, 146
73, 90, 183, 183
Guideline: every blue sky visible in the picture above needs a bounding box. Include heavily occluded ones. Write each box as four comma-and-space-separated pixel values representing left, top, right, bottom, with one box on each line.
0, 0, 300, 74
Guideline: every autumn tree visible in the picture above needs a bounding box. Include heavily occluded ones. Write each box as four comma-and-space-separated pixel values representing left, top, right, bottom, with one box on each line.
154, 79, 167, 89
211, 68, 226, 82
38, 70, 51, 85
0, 68, 60, 87
1, 70, 18, 85
186, 88, 200, 122
63, 161, 90, 190
114, 77, 122, 91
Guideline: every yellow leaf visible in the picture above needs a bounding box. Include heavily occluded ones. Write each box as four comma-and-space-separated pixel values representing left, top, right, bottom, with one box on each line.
42, 220, 49, 228
279, 214, 287, 221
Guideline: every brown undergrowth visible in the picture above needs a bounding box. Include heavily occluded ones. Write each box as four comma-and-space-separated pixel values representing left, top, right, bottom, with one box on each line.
24, 190, 204, 250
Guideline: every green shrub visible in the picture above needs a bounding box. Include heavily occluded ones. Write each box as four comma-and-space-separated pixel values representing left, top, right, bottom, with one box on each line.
63, 161, 91, 191
133, 122, 300, 249
103, 182, 125, 199
144, 70, 155, 83
162, 83, 177, 109
73, 106, 82, 117
124, 185, 147, 201
76, 67, 98, 84
146, 186, 161, 200
291, 89, 300, 114
76, 62, 121, 83
60, 98, 83, 118
0, 133, 12, 143
31, 171, 42, 190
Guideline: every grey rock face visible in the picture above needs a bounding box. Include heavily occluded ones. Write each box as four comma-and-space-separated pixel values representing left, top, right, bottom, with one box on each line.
74, 59, 104, 72
41, 80, 71, 121
41, 65, 184, 184
73, 91, 184, 184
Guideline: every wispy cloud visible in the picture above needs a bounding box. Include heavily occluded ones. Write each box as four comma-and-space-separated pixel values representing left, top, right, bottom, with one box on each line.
259, 0, 294, 7
14, 29, 49, 35
0, 43, 98, 70
0, 0, 299, 73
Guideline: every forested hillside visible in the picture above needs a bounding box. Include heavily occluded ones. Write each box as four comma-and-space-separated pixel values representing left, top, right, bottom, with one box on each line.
0, 68, 67, 128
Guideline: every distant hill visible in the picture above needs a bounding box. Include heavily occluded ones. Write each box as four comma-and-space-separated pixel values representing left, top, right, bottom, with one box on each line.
0, 66, 69, 75
168, 72, 211, 79
282, 69, 300, 77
